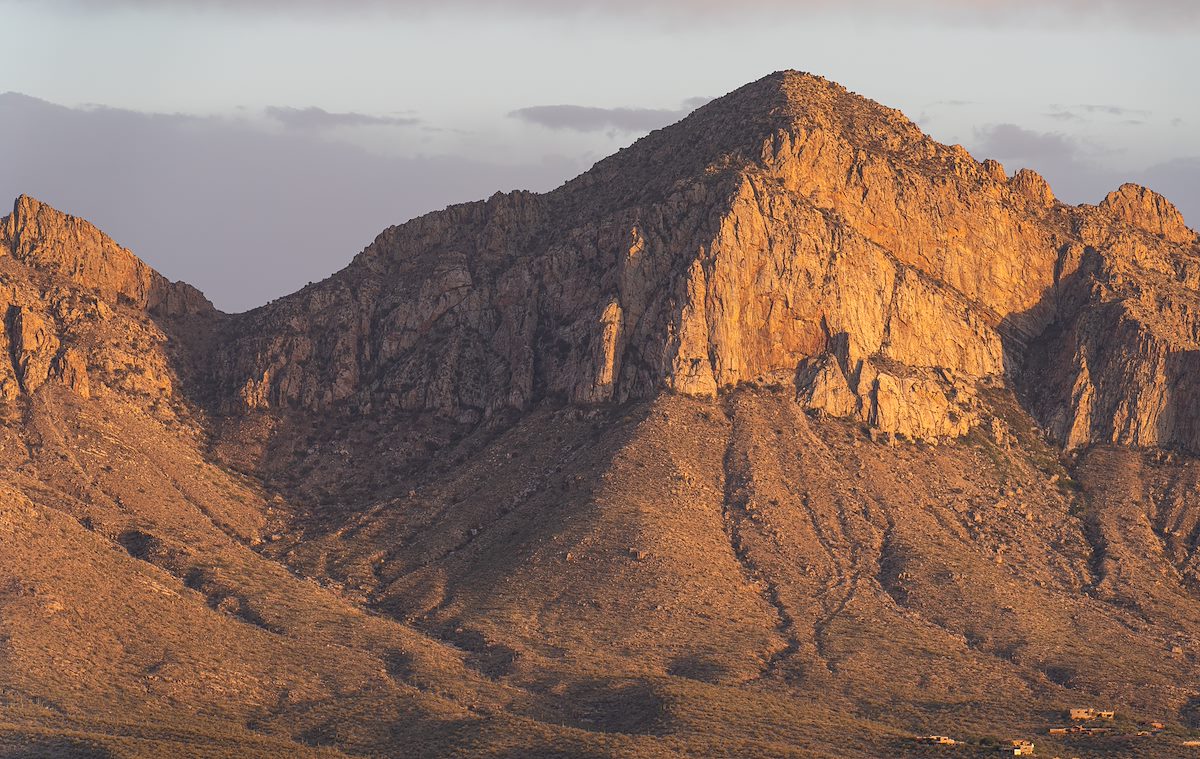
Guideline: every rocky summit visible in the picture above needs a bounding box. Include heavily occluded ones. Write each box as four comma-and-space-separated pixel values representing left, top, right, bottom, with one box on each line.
2, 71, 1200, 758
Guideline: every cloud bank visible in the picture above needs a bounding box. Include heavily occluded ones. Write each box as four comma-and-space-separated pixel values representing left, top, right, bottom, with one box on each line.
17, 0, 1198, 29
14, 0, 1195, 31
508, 97, 708, 133
264, 106, 420, 130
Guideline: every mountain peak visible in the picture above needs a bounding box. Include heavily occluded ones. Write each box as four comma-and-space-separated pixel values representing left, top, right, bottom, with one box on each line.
555, 70, 935, 217
209, 71, 1200, 455
712, 70, 929, 157
2, 194, 212, 317
746, 69, 911, 125
1099, 182, 1196, 244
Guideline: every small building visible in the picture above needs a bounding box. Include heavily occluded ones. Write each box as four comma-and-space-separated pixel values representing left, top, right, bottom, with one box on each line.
1010, 739, 1035, 755
918, 735, 958, 745
1069, 708, 1097, 721
1097, 710, 1115, 720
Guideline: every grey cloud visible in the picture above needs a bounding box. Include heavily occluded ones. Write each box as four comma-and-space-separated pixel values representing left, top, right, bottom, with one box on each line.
973, 123, 1083, 164
508, 98, 708, 133
508, 105, 675, 133
264, 106, 419, 129
919, 100, 978, 123
20, 0, 1199, 28
1046, 103, 1153, 123
1076, 104, 1151, 117
0, 92, 583, 312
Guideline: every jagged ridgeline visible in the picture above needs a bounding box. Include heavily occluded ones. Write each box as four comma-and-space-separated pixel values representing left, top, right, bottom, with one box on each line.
3, 71, 1200, 759
205, 71, 1200, 448
5, 71, 1199, 449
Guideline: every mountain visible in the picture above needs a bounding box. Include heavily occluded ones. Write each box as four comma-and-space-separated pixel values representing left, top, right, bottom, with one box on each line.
2, 70, 1200, 758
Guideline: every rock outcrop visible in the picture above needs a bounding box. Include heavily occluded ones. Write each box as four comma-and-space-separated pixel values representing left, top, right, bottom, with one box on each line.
8, 306, 59, 394
51, 346, 90, 398
0, 197, 208, 406
1098, 183, 1197, 246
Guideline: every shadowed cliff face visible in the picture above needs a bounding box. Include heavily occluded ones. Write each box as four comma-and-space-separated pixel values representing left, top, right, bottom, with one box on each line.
6, 71, 1200, 759
1016, 188, 1200, 450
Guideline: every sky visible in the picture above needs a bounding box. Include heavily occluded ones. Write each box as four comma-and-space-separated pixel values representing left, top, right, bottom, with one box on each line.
1, 1, 1197, 312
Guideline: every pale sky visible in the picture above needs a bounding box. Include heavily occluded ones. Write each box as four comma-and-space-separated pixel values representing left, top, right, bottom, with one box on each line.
1, 1, 1197, 311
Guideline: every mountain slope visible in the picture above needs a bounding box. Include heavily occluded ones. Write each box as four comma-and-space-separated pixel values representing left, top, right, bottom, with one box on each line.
3, 71, 1200, 758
